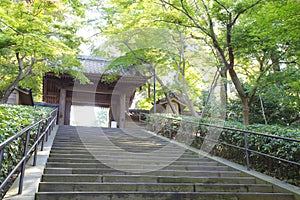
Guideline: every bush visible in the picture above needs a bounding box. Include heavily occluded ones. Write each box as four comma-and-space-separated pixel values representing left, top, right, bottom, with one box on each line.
0, 104, 53, 196
147, 114, 300, 186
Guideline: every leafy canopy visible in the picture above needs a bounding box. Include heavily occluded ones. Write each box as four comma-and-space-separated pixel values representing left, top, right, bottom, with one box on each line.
0, 0, 89, 100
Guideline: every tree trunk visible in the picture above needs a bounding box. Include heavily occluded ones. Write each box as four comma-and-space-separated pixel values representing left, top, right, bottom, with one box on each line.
228, 68, 249, 125
242, 99, 250, 125
0, 75, 23, 104
271, 50, 280, 72
178, 30, 199, 117
181, 75, 199, 117
259, 94, 268, 124
220, 68, 227, 119
0, 54, 33, 104
201, 71, 219, 118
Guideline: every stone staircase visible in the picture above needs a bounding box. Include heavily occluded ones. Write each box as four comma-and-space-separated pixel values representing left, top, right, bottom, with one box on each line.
35, 126, 295, 200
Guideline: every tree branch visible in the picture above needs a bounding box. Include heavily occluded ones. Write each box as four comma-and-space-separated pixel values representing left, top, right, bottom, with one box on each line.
214, 0, 231, 15
154, 19, 201, 29
160, 0, 211, 37
232, 0, 262, 26
248, 62, 274, 107
0, 19, 24, 35
16, 53, 23, 72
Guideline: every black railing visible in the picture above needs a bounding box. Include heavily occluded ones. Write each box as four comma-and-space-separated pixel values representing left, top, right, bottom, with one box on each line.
0, 108, 58, 195
144, 114, 300, 171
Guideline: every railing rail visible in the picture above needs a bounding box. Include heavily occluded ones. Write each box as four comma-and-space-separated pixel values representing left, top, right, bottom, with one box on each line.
0, 108, 58, 195
143, 114, 300, 170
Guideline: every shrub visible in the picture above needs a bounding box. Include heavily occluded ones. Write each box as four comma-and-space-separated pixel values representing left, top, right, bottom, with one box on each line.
0, 104, 53, 196
147, 114, 300, 186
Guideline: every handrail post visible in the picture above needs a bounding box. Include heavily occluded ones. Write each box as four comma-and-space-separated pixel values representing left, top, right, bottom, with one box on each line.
146, 115, 149, 130
185, 121, 189, 145
168, 119, 172, 139
209, 127, 214, 156
33, 121, 42, 166
243, 132, 251, 170
155, 115, 158, 134
0, 149, 4, 171
41, 119, 48, 151
44, 117, 51, 143
49, 112, 55, 134
138, 111, 141, 122
18, 129, 31, 195
45, 120, 50, 142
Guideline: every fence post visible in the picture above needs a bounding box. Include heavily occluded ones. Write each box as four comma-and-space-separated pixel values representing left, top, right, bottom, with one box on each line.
44, 117, 51, 143
185, 122, 189, 145
168, 119, 172, 139
33, 121, 42, 166
243, 132, 251, 170
155, 116, 158, 134
138, 111, 141, 122
146, 115, 149, 130
18, 129, 31, 194
45, 120, 50, 142
49, 111, 56, 134
0, 149, 4, 171
41, 120, 47, 151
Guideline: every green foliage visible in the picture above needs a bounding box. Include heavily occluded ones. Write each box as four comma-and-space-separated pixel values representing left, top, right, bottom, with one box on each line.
92, 0, 299, 124
227, 66, 300, 125
0, 0, 89, 101
212, 121, 300, 186
96, 108, 108, 127
0, 104, 51, 137
0, 104, 53, 196
147, 114, 300, 186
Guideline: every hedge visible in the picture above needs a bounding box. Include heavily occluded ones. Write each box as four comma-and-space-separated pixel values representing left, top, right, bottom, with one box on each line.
147, 114, 300, 186
0, 104, 52, 196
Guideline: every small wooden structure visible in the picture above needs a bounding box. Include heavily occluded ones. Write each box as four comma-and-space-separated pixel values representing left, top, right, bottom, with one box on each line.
150, 93, 186, 114
43, 56, 149, 127
7, 87, 34, 106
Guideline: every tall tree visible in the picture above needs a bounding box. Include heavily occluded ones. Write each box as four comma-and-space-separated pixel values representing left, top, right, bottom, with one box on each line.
231, 0, 300, 124
156, 0, 264, 124
93, 1, 215, 116
93, 0, 300, 124
0, 0, 88, 103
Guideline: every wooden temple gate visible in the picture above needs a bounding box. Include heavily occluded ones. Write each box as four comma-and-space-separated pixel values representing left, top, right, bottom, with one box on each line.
42, 56, 149, 128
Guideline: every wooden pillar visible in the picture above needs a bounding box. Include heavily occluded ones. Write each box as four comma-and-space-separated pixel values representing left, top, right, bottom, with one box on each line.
65, 101, 72, 125
58, 88, 66, 125
119, 92, 126, 128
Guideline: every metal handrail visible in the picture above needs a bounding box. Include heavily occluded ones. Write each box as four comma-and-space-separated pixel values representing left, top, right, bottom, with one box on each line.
144, 114, 300, 170
149, 114, 300, 142
0, 108, 58, 195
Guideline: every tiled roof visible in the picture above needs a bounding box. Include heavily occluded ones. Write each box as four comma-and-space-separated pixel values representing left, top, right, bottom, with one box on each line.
78, 56, 145, 78
157, 92, 187, 107
79, 55, 110, 74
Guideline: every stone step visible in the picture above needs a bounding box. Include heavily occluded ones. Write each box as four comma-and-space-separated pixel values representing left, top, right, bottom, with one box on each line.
51, 143, 170, 148
50, 147, 171, 152
44, 167, 240, 177
46, 158, 218, 166
44, 163, 233, 171
35, 191, 295, 200
35, 126, 296, 200
49, 149, 198, 157
48, 153, 208, 162
43, 167, 241, 177
45, 162, 221, 170
41, 174, 257, 184
38, 182, 274, 193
